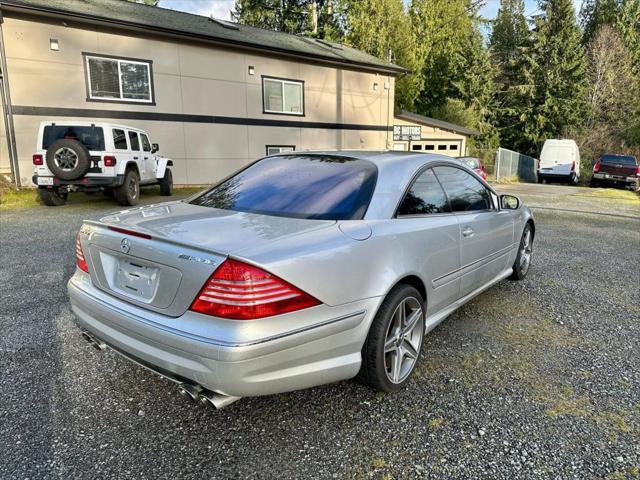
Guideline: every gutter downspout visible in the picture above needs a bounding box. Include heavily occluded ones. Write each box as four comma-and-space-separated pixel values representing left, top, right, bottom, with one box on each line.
0, 6, 20, 188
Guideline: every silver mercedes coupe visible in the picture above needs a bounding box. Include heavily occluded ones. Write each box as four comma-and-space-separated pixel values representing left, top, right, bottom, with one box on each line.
69, 151, 535, 408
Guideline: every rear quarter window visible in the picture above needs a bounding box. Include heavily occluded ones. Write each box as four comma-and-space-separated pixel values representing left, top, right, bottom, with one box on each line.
42, 125, 105, 151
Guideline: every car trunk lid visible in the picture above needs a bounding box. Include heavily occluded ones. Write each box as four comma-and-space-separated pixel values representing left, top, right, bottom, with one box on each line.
80, 202, 335, 316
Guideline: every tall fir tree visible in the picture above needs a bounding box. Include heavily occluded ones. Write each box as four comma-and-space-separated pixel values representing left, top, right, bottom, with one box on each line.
232, 0, 342, 38
616, 0, 640, 73
489, 0, 535, 153
409, 0, 471, 115
343, 0, 423, 109
579, 0, 621, 44
523, 0, 588, 155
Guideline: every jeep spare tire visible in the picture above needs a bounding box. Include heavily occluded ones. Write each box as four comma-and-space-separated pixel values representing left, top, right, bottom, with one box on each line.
45, 139, 91, 180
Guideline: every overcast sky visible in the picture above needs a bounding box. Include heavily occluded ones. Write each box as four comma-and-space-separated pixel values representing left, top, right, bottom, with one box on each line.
158, 0, 583, 23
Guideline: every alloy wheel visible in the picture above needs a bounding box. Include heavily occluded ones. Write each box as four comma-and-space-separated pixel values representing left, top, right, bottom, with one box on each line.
53, 147, 79, 171
383, 296, 423, 384
519, 229, 533, 275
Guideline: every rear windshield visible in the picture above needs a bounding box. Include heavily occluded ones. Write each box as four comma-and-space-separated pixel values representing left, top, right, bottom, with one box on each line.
600, 155, 637, 165
460, 157, 480, 169
42, 125, 105, 151
190, 155, 378, 220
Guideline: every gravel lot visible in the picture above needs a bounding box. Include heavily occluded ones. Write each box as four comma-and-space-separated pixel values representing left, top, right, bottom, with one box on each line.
1, 185, 639, 479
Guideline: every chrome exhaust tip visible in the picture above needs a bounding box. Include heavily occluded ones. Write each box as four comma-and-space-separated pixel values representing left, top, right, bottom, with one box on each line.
177, 383, 203, 401
198, 390, 241, 409
81, 331, 106, 351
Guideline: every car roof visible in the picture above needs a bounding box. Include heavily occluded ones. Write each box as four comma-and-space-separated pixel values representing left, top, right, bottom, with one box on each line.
273, 150, 488, 219
39, 121, 146, 133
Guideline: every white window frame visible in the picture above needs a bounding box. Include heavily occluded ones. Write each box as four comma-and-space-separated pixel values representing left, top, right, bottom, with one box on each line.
262, 76, 304, 116
84, 53, 154, 104
266, 145, 296, 155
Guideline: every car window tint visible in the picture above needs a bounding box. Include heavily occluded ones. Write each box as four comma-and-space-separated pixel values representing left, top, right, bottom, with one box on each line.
398, 168, 450, 215
433, 166, 492, 212
112, 129, 127, 150
128, 131, 140, 151
42, 125, 105, 151
140, 133, 151, 152
190, 155, 378, 220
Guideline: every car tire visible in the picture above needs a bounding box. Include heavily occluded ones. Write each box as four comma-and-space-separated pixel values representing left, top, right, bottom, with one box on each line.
102, 187, 114, 198
159, 168, 173, 196
509, 223, 533, 281
45, 139, 91, 181
589, 178, 599, 188
357, 284, 425, 393
38, 187, 67, 206
569, 173, 578, 185
114, 169, 140, 206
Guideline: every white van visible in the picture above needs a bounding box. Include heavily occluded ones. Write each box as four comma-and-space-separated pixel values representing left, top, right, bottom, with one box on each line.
538, 139, 580, 185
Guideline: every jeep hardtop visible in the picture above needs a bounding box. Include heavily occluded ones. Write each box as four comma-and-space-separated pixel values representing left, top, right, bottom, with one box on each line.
32, 121, 174, 206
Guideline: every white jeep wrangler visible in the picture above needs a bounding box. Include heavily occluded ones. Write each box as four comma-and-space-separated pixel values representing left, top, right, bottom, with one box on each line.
32, 121, 174, 206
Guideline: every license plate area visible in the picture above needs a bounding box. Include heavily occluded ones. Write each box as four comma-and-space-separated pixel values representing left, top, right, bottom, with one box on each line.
90, 246, 183, 309
114, 258, 159, 301
37, 177, 54, 186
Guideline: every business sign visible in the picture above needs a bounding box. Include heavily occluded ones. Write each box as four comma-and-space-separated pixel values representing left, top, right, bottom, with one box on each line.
393, 125, 421, 141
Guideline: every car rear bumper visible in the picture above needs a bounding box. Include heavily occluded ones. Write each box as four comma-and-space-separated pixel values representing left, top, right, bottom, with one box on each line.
32, 174, 124, 188
592, 173, 639, 186
67, 271, 378, 397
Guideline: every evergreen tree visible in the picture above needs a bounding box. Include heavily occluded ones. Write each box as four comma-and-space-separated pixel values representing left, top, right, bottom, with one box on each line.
580, 0, 621, 44
409, 0, 471, 115
616, 0, 640, 73
489, 0, 535, 153
523, 0, 588, 155
231, 0, 342, 37
343, 0, 423, 109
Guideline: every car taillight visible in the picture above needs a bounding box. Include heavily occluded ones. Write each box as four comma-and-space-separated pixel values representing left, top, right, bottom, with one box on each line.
33, 154, 43, 165
103, 156, 116, 167
593, 161, 601, 173
571, 161, 576, 171
76, 233, 89, 273
636, 166, 640, 176
190, 259, 320, 320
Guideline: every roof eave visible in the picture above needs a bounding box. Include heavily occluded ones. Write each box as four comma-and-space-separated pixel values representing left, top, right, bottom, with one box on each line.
0, 1, 409, 76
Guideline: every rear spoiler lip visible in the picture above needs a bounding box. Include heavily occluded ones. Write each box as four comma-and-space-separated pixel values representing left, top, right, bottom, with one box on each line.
81, 219, 230, 259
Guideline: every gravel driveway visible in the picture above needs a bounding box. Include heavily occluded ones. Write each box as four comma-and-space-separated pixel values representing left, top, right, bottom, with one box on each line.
1, 186, 639, 479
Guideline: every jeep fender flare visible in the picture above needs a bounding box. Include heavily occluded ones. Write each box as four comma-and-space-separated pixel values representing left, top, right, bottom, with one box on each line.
155, 158, 174, 180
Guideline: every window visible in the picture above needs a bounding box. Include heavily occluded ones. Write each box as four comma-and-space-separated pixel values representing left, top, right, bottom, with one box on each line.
42, 125, 105, 151
84, 53, 154, 103
600, 155, 637, 165
113, 129, 127, 150
262, 77, 304, 115
425, 145, 435, 151
190, 155, 378, 220
449, 144, 458, 150
437, 145, 447, 151
128, 131, 140, 151
266, 145, 295, 155
433, 166, 492, 212
411, 144, 423, 151
140, 133, 152, 152
393, 143, 406, 151
397, 168, 450, 216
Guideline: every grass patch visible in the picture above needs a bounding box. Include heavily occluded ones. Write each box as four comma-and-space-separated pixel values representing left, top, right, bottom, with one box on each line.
0, 186, 204, 211
576, 188, 640, 204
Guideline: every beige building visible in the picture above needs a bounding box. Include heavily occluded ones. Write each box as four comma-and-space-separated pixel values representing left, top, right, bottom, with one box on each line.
0, 0, 407, 186
392, 110, 479, 156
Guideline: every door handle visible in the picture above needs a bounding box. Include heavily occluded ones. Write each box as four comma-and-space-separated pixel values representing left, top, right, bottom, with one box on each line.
462, 226, 474, 237
133, 156, 139, 160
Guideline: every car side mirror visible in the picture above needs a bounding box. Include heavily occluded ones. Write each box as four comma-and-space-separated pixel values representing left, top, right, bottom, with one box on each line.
151, 143, 159, 153
500, 194, 520, 210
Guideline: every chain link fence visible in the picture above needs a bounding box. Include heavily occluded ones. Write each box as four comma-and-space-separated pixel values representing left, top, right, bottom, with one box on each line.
494, 148, 538, 183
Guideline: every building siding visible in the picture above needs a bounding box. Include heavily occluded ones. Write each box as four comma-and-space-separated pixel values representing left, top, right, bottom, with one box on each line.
1, 12, 395, 186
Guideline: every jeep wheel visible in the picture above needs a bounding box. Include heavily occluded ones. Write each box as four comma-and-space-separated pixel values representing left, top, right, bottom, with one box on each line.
159, 168, 173, 196
38, 187, 68, 206
45, 139, 91, 180
114, 170, 140, 206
